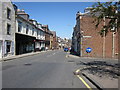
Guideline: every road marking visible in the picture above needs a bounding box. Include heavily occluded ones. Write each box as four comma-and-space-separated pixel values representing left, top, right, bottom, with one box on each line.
66, 55, 69, 58
76, 69, 92, 90
76, 69, 80, 73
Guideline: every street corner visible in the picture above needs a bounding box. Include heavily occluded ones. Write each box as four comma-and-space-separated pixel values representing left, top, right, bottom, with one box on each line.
75, 63, 119, 89
73, 68, 93, 90
67, 54, 80, 59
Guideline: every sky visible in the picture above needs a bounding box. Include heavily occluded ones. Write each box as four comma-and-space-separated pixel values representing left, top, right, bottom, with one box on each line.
13, 2, 95, 39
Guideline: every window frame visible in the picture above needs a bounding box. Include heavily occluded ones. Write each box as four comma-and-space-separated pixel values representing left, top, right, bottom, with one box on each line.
7, 8, 11, 19
18, 21, 22, 32
7, 23, 11, 35
26, 24, 29, 34
6, 41, 11, 53
32, 27, 34, 35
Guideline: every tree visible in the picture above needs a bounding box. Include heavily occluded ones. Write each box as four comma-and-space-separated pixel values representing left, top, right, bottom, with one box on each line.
89, 1, 120, 36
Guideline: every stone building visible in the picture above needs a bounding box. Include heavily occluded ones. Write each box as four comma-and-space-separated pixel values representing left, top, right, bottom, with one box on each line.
72, 11, 118, 59
0, 0, 16, 58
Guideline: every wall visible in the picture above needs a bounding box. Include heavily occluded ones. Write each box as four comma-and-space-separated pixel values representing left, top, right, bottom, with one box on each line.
80, 16, 118, 59
0, 1, 16, 58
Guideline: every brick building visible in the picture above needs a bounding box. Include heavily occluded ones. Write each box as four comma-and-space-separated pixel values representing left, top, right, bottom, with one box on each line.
42, 25, 53, 49
72, 11, 118, 59
51, 31, 58, 49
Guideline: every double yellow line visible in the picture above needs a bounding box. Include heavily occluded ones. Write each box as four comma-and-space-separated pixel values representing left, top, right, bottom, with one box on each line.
75, 69, 92, 90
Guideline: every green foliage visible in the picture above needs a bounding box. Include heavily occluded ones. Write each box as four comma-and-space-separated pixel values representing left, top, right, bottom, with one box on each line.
90, 1, 120, 36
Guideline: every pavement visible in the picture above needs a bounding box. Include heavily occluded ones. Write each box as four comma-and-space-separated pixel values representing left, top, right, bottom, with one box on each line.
68, 54, 119, 89
0, 50, 51, 62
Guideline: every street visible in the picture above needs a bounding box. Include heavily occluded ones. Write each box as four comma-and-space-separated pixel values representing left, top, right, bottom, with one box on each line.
2, 50, 96, 88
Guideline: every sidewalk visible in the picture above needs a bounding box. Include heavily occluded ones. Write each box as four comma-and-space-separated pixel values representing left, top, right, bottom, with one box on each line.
69, 54, 119, 89
78, 57, 119, 89
0, 50, 51, 62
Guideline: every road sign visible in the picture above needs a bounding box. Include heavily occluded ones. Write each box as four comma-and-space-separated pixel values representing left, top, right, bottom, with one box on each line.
83, 36, 92, 38
86, 47, 92, 53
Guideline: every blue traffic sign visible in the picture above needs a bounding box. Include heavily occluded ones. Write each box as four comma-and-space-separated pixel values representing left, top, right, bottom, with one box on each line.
86, 47, 92, 53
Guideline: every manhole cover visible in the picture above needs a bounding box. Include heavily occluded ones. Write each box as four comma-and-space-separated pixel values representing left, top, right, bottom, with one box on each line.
24, 63, 32, 66
68, 60, 75, 62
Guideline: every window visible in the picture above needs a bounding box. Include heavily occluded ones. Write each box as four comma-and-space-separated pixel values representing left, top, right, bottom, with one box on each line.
7, 24, 11, 35
37, 30, 38, 36
7, 8, 11, 19
32, 28, 34, 35
26, 25, 29, 34
18, 21, 22, 32
6, 41, 11, 53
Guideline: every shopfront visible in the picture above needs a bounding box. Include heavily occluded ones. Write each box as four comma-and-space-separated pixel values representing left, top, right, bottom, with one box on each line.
15, 33, 36, 55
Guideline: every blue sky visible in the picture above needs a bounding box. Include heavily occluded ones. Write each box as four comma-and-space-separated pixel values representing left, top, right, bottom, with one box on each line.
14, 2, 95, 39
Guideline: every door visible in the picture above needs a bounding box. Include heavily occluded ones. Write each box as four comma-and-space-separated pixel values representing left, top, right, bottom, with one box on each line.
0, 42, 2, 58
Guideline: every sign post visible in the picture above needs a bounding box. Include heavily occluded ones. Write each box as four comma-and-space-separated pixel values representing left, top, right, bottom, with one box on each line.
86, 47, 92, 57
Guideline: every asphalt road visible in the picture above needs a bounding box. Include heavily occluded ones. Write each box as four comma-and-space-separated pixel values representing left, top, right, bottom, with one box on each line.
2, 50, 96, 88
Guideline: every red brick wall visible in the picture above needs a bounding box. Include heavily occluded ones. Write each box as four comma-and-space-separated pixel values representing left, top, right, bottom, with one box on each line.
118, 28, 120, 60
105, 31, 112, 58
115, 32, 118, 59
80, 16, 118, 59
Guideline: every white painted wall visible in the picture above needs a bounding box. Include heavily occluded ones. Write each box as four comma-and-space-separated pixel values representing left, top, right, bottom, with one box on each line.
16, 18, 45, 41
16, 18, 37, 38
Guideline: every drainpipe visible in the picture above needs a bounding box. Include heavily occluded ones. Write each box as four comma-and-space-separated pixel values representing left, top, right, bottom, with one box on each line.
112, 32, 115, 58
103, 16, 106, 58
112, 10, 118, 58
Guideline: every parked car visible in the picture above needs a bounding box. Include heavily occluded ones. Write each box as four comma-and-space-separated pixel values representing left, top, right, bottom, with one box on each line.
64, 48, 69, 52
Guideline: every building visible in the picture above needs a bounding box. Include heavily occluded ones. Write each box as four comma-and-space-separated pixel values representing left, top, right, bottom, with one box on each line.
0, 0, 16, 58
71, 25, 79, 55
42, 25, 53, 50
15, 9, 45, 55
57, 37, 64, 49
51, 31, 58, 49
71, 12, 82, 56
0, 0, 58, 59
72, 11, 118, 59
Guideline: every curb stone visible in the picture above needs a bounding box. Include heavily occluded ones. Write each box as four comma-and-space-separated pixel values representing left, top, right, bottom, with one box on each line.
0, 50, 51, 62
82, 72, 103, 90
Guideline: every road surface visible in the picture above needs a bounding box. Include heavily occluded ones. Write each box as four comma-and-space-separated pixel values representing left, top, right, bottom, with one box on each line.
2, 50, 95, 88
